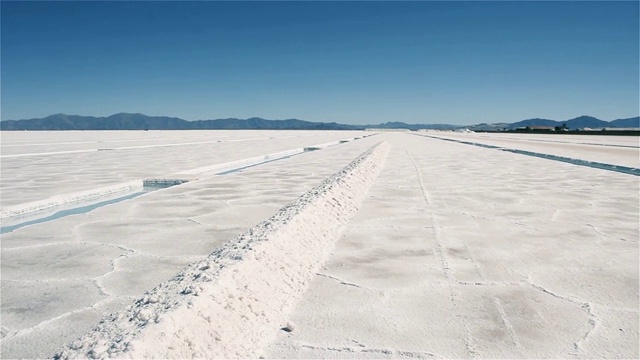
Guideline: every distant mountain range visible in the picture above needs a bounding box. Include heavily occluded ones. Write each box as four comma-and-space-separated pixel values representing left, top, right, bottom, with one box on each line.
463, 116, 639, 131
0, 113, 638, 131
0, 113, 360, 131
508, 115, 639, 130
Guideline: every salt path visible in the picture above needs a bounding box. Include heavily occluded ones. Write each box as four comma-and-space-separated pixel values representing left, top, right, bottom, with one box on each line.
0, 131, 638, 359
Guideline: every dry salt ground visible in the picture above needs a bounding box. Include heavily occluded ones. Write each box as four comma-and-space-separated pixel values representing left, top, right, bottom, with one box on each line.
0, 130, 371, 207
0, 131, 638, 359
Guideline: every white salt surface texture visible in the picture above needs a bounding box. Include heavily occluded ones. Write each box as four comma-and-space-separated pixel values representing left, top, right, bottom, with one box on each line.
53, 141, 390, 359
429, 133, 639, 168
264, 133, 638, 359
1, 131, 637, 359
0, 130, 371, 207
1, 132, 381, 358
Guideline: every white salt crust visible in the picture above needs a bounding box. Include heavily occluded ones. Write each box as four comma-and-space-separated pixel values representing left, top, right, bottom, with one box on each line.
0, 180, 143, 219
53, 141, 389, 359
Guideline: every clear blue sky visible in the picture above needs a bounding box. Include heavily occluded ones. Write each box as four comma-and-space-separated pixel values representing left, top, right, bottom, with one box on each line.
1, 1, 638, 125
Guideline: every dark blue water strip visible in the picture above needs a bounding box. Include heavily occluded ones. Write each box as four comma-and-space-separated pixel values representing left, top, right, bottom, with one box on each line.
0, 181, 190, 234
2, 137, 367, 232
415, 134, 640, 176
215, 138, 359, 176
522, 138, 638, 149
215, 153, 300, 175
501, 149, 640, 176
1, 192, 145, 234
216, 141, 354, 176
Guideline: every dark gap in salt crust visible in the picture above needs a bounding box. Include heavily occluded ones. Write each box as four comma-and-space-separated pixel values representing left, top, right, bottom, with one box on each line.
215, 153, 300, 175
2, 136, 371, 234
415, 134, 640, 177
1, 182, 186, 234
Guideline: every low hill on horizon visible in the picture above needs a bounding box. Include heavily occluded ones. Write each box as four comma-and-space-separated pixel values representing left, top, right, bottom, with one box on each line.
468, 115, 639, 131
0, 113, 365, 131
1, 113, 638, 131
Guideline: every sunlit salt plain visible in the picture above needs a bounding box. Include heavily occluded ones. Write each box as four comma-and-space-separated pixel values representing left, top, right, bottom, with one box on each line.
1, 131, 638, 359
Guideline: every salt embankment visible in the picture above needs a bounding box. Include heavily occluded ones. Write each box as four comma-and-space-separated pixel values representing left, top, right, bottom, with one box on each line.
54, 141, 389, 359
0, 181, 144, 219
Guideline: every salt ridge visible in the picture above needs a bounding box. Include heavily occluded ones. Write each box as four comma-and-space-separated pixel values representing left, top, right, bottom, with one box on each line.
53, 141, 389, 359
0, 180, 144, 219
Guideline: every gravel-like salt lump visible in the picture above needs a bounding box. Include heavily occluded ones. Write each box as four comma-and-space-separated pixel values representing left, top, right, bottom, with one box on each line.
54, 141, 389, 359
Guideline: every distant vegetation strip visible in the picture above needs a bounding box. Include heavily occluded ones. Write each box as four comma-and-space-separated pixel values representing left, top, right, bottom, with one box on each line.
0, 113, 638, 131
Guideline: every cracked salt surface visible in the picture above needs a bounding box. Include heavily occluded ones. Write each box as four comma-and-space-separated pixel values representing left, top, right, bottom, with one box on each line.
1, 131, 381, 358
1, 131, 637, 359
263, 133, 638, 359
0, 192, 146, 234
418, 132, 640, 170
0, 180, 193, 234
1, 131, 375, 207
417, 134, 640, 176
53, 141, 390, 359
1, 136, 369, 234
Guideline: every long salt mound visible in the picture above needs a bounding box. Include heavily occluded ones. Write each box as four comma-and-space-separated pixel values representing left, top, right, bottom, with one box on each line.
54, 141, 390, 359
1, 180, 143, 218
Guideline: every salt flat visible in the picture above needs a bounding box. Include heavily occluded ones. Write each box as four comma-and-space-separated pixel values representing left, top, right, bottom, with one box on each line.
0, 131, 377, 358
0, 130, 370, 207
426, 132, 639, 168
265, 133, 638, 359
1, 131, 638, 359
